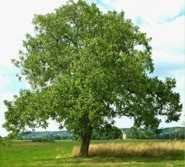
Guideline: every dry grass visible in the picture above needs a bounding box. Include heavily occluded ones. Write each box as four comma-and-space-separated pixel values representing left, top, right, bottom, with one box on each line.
72, 140, 185, 157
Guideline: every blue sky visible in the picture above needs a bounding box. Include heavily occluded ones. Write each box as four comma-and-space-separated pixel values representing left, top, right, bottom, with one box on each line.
0, 0, 184, 136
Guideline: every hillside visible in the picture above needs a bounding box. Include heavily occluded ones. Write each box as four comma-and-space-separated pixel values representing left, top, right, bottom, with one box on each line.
123, 127, 185, 139
19, 127, 185, 140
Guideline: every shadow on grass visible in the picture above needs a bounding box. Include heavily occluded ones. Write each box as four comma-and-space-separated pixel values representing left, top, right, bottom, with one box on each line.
55, 155, 184, 165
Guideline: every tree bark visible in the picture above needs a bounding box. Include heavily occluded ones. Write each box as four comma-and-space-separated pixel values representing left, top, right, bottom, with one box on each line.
79, 133, 91, 157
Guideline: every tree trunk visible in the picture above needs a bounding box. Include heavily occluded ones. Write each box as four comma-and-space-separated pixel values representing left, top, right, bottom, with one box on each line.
79, 133, 91, 157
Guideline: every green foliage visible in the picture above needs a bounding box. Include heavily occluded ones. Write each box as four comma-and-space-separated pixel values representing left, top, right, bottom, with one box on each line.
20, 131, 73, 140
125, 127, 185, 139
3, 0, 182, 156
92, 126, 122, 140
126, 126, 161, 139
157, 127, 185, 139
0, 137, 12, 147
32, 137, 55, 142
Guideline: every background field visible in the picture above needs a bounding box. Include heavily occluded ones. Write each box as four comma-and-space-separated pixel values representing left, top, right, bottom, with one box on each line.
0, 139, 184, 167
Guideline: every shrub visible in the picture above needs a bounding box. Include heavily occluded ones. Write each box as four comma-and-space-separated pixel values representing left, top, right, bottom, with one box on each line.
32, 137, 55, 142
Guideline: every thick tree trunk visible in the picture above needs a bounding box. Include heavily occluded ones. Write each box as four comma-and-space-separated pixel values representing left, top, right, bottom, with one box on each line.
79, 133, 91, 157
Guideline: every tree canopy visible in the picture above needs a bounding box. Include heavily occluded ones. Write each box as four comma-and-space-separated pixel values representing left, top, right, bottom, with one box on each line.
3, 0, 182, 156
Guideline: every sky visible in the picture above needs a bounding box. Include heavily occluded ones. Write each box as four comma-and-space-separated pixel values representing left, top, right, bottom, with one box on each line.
0, 0, 184, 137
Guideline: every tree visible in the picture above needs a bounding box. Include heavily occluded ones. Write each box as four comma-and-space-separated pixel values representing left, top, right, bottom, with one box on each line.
91, 125, 122, 140
3, 0, 182, 156
126, 126, 161, 139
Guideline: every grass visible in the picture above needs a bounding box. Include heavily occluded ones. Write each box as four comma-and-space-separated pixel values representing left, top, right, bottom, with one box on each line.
0, 139, 185, 167
72, 140, 185, 157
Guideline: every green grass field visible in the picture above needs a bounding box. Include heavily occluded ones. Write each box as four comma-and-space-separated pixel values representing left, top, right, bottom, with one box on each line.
0, 139, 184, 167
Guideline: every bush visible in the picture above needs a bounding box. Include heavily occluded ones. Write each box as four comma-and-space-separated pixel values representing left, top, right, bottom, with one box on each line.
32, 137, 55, 142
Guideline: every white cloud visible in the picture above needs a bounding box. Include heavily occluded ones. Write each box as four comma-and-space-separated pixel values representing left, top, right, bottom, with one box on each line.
0, 0, 67, 67
142, 16, 185, 51
100, 0, 184, 24
152, 50, 183, 66
0, 72, 11, 91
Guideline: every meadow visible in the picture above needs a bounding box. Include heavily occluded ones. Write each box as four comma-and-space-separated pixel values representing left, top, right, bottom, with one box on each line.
0, 139, 184, 167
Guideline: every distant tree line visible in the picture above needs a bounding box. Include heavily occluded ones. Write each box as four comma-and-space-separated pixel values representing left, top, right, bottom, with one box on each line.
17, 126, 123, 141
125, 127, 185, 140
9, 126, 184, 141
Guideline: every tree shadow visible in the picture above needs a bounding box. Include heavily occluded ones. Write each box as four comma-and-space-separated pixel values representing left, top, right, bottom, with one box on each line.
57, 155, 184, 165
